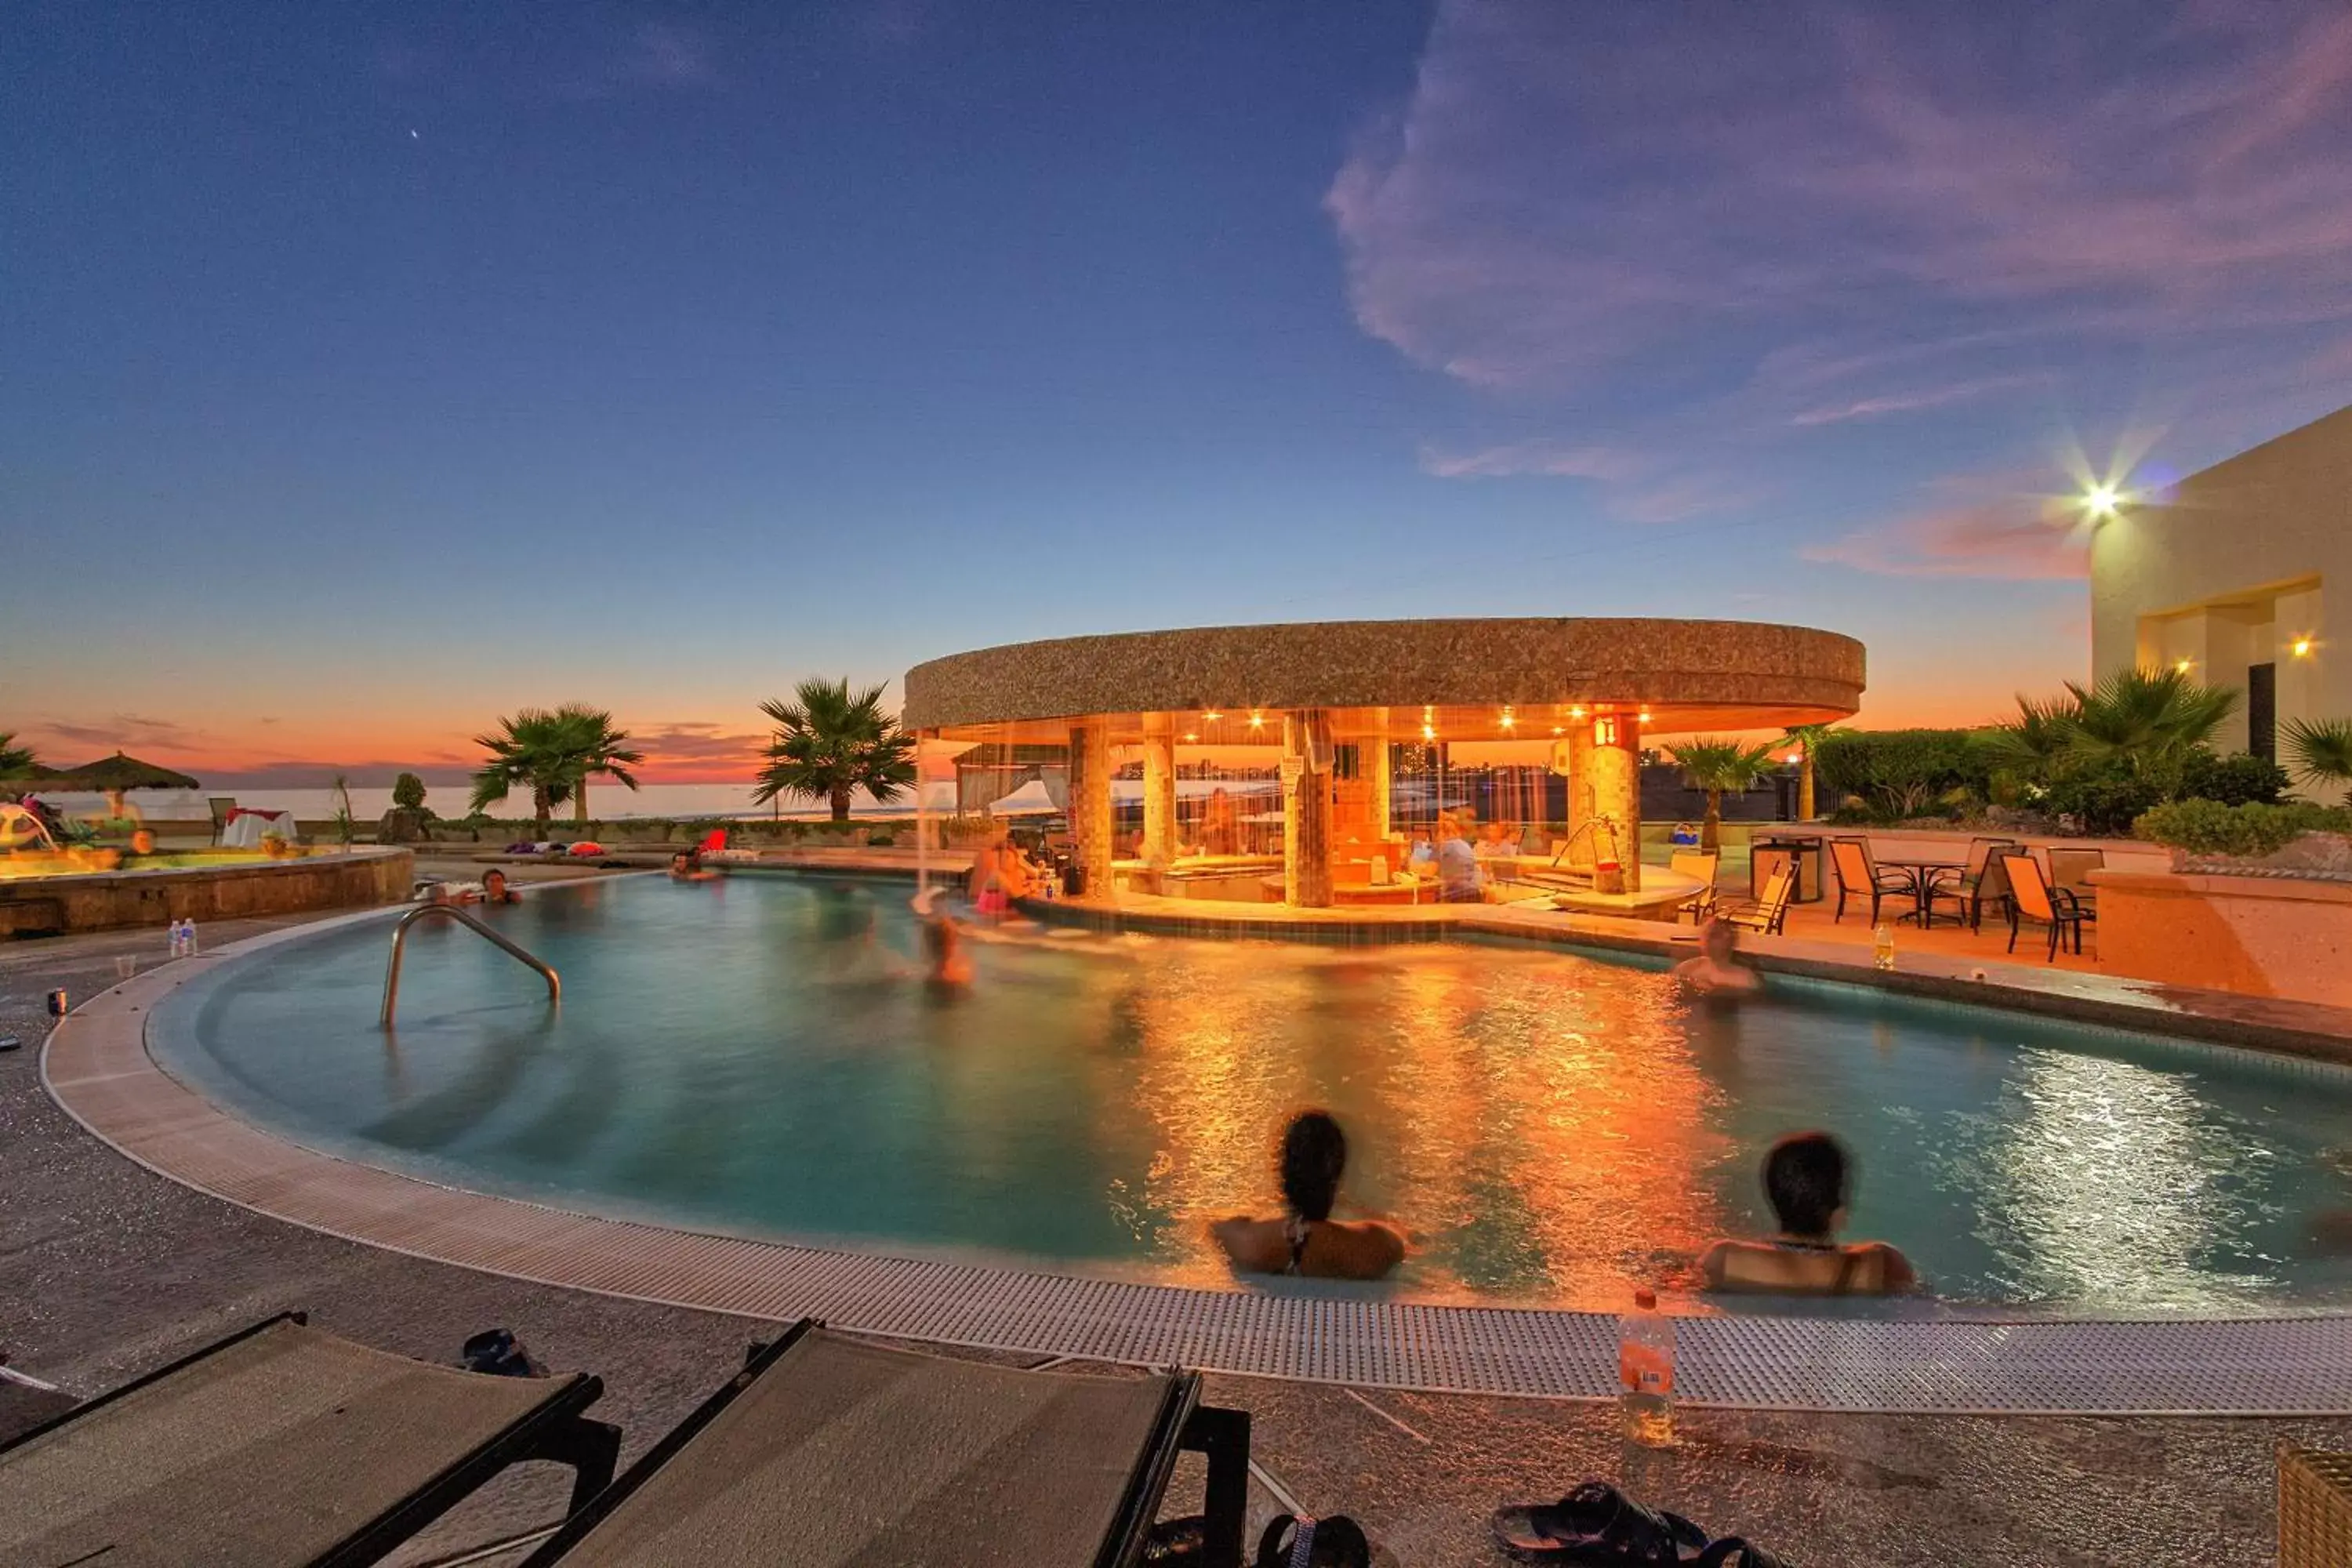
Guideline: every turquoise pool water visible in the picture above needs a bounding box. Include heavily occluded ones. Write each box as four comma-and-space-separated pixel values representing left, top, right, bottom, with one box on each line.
153, 874, 2352, 1312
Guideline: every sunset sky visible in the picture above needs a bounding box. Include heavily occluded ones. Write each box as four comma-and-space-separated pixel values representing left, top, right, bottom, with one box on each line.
8, 1, 2351, 786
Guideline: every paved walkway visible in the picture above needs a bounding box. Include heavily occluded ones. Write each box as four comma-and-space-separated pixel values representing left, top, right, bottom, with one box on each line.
5, 914, 2347, 1565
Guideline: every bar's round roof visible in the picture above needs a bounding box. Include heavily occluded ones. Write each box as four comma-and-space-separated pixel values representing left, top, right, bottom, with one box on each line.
905, 617, 1864, 741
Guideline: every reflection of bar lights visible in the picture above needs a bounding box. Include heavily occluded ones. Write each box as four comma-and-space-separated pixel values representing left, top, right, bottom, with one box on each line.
2292, 638, 2314, 659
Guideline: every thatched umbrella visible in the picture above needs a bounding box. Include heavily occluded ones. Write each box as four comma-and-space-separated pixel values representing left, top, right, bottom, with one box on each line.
47, 753, 201, 792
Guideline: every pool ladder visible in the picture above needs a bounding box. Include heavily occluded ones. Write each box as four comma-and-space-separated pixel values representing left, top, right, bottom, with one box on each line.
380, 904, 561, 1029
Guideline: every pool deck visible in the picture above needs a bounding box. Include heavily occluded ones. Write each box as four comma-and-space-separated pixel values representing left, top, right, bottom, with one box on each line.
10, 909, 2352, 1563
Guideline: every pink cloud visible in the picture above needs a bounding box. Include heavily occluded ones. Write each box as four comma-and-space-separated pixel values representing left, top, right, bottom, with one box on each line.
1805, 476, 2091, 580
1790, 373, 2051, 427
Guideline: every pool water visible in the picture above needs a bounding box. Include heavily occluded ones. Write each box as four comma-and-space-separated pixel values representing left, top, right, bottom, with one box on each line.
153, 874, 2352, 1312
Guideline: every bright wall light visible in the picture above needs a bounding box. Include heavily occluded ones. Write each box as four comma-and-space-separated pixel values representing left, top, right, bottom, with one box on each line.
2292, 637, 2314, 659
2085, 484, 2121, 520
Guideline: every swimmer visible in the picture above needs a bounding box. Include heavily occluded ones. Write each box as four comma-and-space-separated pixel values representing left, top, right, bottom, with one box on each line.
479, 868, 521, 905
1674, 917, 1760, 996
669, 851, 717, 882
1700, 1131, 1918, 1297
1212, 1110, 1405, 1281
915, 887, 975, 985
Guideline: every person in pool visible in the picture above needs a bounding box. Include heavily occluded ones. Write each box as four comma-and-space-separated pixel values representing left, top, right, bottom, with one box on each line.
1700, 1131, 1917, 1296
1212, 1110, 1405, 1281
914, 887, 974, 986
1673, 917, 1760, 996
669, 851, 717, 881
478, 868, 520, 905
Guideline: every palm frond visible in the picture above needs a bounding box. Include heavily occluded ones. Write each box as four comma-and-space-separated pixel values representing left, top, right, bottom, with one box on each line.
2283, 716, 2352, 806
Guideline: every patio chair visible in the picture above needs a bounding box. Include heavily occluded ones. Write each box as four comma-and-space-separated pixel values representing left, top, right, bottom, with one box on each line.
1999, 851, 2089, 962
208, 795, 237, 844
1669, 848, 1719, 923
2046, 846, 2104, 930
0, 1312, 619, 1568
1920, 836, 2016, 931
522, 1320, 1253, 1568
1717, 861, 1794, 938
1828, 837, 1916, 926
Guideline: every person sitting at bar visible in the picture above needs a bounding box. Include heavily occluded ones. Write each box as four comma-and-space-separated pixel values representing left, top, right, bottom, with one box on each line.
1435, 814, 1483, 902
1700, 1131, 1917, 1296
1199, 786, 1242, 856
1674, 917, 1759, 996
1213, 1110, 1404, 1281
1475, 819, 1519, 860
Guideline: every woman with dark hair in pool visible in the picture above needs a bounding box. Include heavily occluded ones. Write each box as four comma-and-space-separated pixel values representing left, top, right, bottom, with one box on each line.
1212, 1110, 1405, 1281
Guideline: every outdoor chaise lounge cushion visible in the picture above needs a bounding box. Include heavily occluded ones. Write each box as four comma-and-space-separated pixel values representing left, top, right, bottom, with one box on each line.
529, 1326, 1192, 1568
0, 1316, 604, 1568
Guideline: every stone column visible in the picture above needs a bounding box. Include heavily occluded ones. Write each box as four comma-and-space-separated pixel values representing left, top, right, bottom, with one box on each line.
1069, 721, 1113, 898
1565, 723, 1597, 843
1364, 709, 1392, 840
1142, 714, 1178, 862
1586, 714, 1642, 893
1282, 709, 1334, 908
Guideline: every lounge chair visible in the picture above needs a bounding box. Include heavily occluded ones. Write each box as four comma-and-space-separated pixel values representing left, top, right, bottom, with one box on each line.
1999, 851, 2089, 961
1919, 836, 2016, 931
208, 796, 237, 845
1717, 861, 1794, 937
523, 1321, 1252, 1568
1669, 848, 1719, 923
1828, 837, 1917, 926
0, 1312, 619, 1568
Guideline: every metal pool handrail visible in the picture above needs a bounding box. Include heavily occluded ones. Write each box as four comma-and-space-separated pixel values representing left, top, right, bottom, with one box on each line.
381, 904, 559, 1029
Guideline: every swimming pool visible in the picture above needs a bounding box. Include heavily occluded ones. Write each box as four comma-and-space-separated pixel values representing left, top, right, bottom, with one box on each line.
150, 873, 2352, 1313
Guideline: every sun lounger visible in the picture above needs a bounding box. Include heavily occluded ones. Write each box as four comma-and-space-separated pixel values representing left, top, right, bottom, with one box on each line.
0, 1312, 619, 1568
523, 1320, 1252, 1568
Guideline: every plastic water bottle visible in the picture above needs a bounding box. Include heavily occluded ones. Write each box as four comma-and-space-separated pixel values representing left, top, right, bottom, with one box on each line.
182, 919, 198, 957
1618, 1287, 1675, 1446
1872, 922, 1895, 971
167, 920, 185, 960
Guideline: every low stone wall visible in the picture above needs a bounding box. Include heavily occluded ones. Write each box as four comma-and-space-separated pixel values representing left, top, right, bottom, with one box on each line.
2092, 869, 2352, 1007
0, 848, 413, 937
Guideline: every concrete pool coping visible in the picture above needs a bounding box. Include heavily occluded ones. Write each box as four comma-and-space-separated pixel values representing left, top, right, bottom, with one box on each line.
38, 888, 2352, 1417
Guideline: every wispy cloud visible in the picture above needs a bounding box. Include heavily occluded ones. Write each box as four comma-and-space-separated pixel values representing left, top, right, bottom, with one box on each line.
32, 714, 200, 753
1332, 1, 2352, 537
1804, 474, 2092, 580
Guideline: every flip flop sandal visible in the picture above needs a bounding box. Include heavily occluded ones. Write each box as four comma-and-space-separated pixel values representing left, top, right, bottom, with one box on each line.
1254, 1513, 1372, 1568
1694, 1539, 1786, 1568
1490, 1479, 1708, 1563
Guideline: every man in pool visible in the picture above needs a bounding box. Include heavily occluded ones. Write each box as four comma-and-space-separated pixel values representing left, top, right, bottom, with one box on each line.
1213, 1111, 1405, 1281
1700, 1131, 1917, 1296
1673, 917, 1759, 996
669, 851, 717, 881
478, 868, 521, 905
913, 887, 973, 985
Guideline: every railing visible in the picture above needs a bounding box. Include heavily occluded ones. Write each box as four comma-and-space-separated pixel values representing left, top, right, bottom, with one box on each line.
381, 903, 560, 1029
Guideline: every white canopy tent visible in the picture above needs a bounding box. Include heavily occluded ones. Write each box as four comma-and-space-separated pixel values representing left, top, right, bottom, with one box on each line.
986, 779, 1062, 817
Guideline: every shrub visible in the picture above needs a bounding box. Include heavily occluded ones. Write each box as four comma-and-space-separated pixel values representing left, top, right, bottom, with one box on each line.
2041, 758, 2169, 836
1813, 730, 1991, 820
2134, 799, 2352, 857
2178, 749, 2289, 807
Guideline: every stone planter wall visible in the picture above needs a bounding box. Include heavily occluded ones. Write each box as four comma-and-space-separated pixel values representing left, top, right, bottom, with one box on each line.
0, 848, 413, 937
2091, 867, 2352, 1007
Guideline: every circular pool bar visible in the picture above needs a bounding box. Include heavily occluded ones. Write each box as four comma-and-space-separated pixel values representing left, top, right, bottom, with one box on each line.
143, 873, 2352, 1316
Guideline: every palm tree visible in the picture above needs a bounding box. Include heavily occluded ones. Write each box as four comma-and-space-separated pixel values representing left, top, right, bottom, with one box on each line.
2056, 666, 2238, 775
1666, 736, 1780, 851
470, 706, 643, 828
1781, 724, 1838, 821
549, 705, 643, 827
1978, 692, 2078, 773
0, 732, 34, 779
470, 709, 574, 828
753, 678, 916, 822
2283, 717, 2352, 806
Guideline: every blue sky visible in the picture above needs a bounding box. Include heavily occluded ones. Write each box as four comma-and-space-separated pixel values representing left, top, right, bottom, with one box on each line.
6, 1, 2350, 782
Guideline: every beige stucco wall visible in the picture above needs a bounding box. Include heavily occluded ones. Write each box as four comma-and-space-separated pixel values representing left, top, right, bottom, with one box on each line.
2090, 404, 2351, 752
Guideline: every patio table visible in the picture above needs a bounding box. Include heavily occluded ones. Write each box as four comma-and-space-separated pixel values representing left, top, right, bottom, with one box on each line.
1868, 857, 1960, 924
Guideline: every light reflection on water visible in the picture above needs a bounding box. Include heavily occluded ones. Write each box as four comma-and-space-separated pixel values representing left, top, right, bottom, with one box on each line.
158, 877, 2352, 1312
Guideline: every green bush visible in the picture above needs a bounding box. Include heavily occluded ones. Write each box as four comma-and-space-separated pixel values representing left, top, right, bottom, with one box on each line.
1813, 730, 1991, 821
2177, 749, 2289, 807
2042, 758, 2169, 836
2134, 799, 2352, 857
